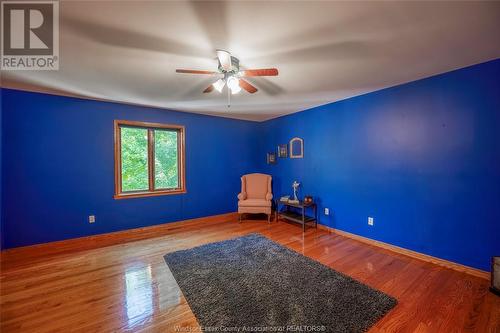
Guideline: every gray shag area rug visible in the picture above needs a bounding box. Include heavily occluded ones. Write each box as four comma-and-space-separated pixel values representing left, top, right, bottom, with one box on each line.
164, 233, 397, 332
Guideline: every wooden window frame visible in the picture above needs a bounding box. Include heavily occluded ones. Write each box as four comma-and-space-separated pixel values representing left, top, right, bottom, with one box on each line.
114, 120, 186, 199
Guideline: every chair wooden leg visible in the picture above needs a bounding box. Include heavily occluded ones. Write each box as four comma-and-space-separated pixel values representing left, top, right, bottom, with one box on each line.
238, 214, 242, 223
268, 214, 271, 223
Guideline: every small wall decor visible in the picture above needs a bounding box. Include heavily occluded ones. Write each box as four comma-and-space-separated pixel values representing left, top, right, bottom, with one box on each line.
267, 152, 277, 164
289, 137, 304, 158
278, 144, 288, 158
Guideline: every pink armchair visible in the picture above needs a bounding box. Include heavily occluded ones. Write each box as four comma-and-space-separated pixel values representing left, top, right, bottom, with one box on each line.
238, 173, 273, 223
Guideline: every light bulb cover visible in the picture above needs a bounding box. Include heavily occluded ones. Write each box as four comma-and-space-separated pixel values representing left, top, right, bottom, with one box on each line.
230, 85, 241, 94
227, 76, 239, 90
212, 79, 225, 93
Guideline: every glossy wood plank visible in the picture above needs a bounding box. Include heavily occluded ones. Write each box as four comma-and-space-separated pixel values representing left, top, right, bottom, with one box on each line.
1, 216, 499, 332
0, 212, 238, 272
318, 225, 489, 279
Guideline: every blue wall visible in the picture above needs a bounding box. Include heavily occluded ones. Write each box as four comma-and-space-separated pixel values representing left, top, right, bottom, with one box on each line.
0, 88, 3, 249
2, 60, 499, 271
258, 59, 500, 271
1, 89, 260, 248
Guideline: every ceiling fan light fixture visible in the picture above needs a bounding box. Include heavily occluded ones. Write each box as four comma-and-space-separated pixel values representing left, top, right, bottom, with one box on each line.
176, 50, 279, 100
230, 85, 241, 94
227, 76, 240, 94
212, 79, 225, 93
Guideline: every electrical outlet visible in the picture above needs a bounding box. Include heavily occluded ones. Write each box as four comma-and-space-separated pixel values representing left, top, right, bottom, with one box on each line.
324, 208, 330, 216
88, 215, 95, 224
368, 217, 374, 226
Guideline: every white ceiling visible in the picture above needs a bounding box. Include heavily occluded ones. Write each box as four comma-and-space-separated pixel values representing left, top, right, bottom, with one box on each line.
1, 1, 500, 121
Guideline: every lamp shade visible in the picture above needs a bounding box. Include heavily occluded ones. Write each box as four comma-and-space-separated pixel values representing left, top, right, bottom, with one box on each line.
227, 76, 241, 94
212, 79, 225, 93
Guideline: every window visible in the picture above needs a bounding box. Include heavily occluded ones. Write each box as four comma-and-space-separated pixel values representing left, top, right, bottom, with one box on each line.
114, 120, 186, 199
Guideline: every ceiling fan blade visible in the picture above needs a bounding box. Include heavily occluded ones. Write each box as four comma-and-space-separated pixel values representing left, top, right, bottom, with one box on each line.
203, 85, 214, 93
240, 68, 279, 77
239, 79, 258, 94
176, 69, 217, 75
216, 49, 232, 71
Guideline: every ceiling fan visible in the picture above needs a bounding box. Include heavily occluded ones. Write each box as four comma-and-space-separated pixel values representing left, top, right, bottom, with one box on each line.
176, 49, 279, 107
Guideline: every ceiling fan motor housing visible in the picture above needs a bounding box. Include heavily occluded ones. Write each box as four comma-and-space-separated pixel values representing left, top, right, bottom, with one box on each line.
218, 56, 240, 74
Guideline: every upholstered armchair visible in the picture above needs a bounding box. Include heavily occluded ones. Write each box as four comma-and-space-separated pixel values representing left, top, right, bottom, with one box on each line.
238, 173, 273, 223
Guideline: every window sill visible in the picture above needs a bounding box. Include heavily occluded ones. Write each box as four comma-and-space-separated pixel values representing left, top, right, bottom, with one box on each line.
114, 189, 186, 200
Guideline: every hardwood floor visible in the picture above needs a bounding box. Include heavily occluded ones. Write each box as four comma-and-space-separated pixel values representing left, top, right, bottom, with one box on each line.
1, 216, 499, 332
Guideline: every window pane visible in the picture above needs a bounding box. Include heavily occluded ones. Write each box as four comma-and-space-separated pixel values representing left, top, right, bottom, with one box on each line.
154, 129, 179, 189
121, 127, 149, 192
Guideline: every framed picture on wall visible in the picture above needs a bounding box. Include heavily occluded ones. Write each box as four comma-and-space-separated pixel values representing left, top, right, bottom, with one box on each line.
267, 152, 277, 164
289, 137, 304, 158
278, 144, 288, 158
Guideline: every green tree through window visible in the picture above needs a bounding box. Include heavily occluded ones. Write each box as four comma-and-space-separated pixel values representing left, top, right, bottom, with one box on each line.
121, 127, 149, 192
154, 130, 179, 189
115, 120, 185, 198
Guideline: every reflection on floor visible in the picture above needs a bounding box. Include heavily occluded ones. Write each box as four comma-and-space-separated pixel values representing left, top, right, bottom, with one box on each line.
125, 265, 153, 328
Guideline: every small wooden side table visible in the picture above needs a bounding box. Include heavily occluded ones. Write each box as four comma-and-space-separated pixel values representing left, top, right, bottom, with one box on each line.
276, 200, 318, 232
